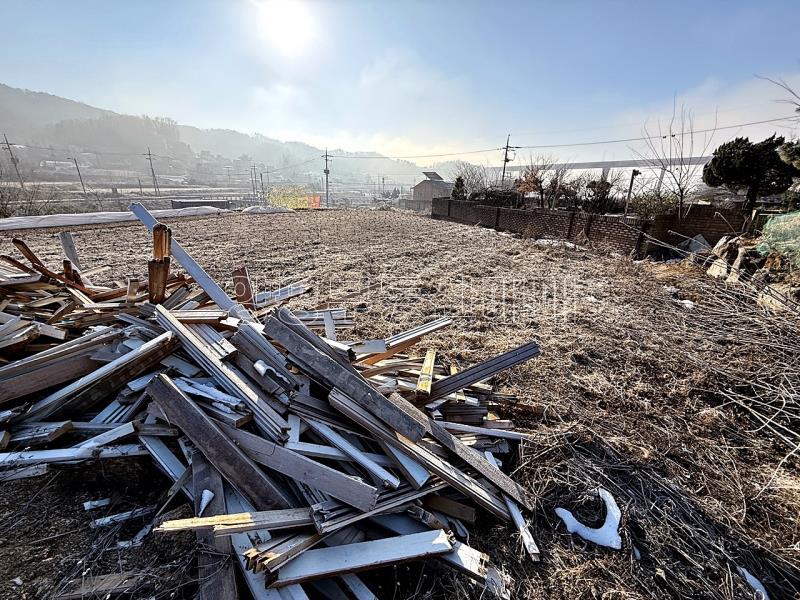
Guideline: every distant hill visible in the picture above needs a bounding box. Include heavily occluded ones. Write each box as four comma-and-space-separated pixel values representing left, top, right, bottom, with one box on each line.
0, 83, 113, 136
0, 82, 426, 184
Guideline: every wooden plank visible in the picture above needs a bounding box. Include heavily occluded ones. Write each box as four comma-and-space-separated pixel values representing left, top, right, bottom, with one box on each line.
90, 506, 156, 528
264, 313, 426, 442
11, 238, 98, 296
269, 530, 453, 587
18, 331, 176, 422
485, 451, 540, 561
193, 452, 238, 600
75, 422, 137, 448
217, 422, 379, 512
0, 443, 147, 468
416, 349, 437, 396
156, 508, 313, 536
232, 265, 255, 309
440, 421, 531, 441
429, 342, 541, 401
423, 495, 477, 524
304, 418, 401, 490
58, 232, 83, 271
372, 514, 493, 585
381, 392, 531, 509
130, 203, 252, 321
147, 374, 291, 511
329, 390, 511, 519
10, 421, 74, 446
54, 572, 144, 600
379, 441, 430, 489
154, 305, 288, 442
0, 351, 97, 405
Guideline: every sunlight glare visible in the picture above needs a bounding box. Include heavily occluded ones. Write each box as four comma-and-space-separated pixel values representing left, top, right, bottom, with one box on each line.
255, 0, 315, 57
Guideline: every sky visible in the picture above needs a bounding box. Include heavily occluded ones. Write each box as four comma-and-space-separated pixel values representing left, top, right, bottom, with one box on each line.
2, 0, 799, 166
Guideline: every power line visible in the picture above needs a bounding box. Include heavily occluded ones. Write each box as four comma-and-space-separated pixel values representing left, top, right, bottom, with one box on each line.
511, 115, 798, 151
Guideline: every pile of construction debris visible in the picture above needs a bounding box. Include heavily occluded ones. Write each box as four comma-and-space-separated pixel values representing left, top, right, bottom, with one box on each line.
0, 204, 542, 599
702, 234, 799, 310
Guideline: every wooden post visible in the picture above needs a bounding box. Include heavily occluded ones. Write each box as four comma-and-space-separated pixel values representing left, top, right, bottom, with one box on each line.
148, 223, 171, 304
232, 265, 255, 309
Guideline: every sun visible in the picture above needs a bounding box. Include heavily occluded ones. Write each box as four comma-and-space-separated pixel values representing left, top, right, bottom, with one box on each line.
254, 0, 315, 57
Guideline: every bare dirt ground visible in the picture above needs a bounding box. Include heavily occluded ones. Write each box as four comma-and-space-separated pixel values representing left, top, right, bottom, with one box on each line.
0, 209, 798, 599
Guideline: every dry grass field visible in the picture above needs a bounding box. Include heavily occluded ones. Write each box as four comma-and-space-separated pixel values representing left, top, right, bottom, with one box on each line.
0, 209, 797, 599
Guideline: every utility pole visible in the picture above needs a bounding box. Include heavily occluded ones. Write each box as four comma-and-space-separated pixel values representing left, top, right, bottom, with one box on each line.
624, 169, 641, 217
250, 163, 257, 199
500, 134, 512, 185
70, 157, 87, 197
145, 147, 160, 196
323, 148, 330, 208
259, 172, 265, 204
224, 166, 232, 188
265, 169, 271, 204
3, 134, 25, 189
137, 177, 144, 195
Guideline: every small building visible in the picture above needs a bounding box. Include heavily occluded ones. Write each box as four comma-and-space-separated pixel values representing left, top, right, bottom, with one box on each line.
408, 172, 453, 213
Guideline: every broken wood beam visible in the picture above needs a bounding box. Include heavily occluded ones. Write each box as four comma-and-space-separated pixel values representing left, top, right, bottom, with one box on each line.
147, 374, 291, 511
429, 341, 541, 401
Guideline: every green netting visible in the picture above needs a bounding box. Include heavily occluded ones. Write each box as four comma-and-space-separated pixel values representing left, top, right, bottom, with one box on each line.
758, 210, 800, 264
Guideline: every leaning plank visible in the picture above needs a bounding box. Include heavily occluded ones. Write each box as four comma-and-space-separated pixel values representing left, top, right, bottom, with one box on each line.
303, 418, 401, 490
19, 332, 176, 422
154, 305, 288, 442
415, 349, 437, 397
329, 390, 511, 519
130, 203, 253, 321
11, 238, 97, 295
381, 392, 531, 509
193, 452, 238, 600
58, 231, 83, 271
264, 313, 426, 442
269, 530, 453, 588
217, 422, 379, 512
147, 374, 291, 511
485, 451, 540, 561
428, 341, 541, 400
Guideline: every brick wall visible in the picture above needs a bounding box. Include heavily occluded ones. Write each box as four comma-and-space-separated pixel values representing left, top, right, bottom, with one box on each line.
431, 197, 450, 219
647, 205, 745, 251
431, 198, 753, 255
433, 199, 647, 255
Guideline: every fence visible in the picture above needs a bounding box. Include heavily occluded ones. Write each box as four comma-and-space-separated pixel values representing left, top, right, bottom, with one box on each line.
431, 198, 750, 256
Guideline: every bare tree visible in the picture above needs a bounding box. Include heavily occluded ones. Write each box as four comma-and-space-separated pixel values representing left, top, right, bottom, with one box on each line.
451, 161, 498, 196
759, 75, 800, 115
516, 155, 574, 209
633, 103, 716, 218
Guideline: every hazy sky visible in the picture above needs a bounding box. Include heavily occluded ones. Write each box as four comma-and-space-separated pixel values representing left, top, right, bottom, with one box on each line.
3, 0, 799, 164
